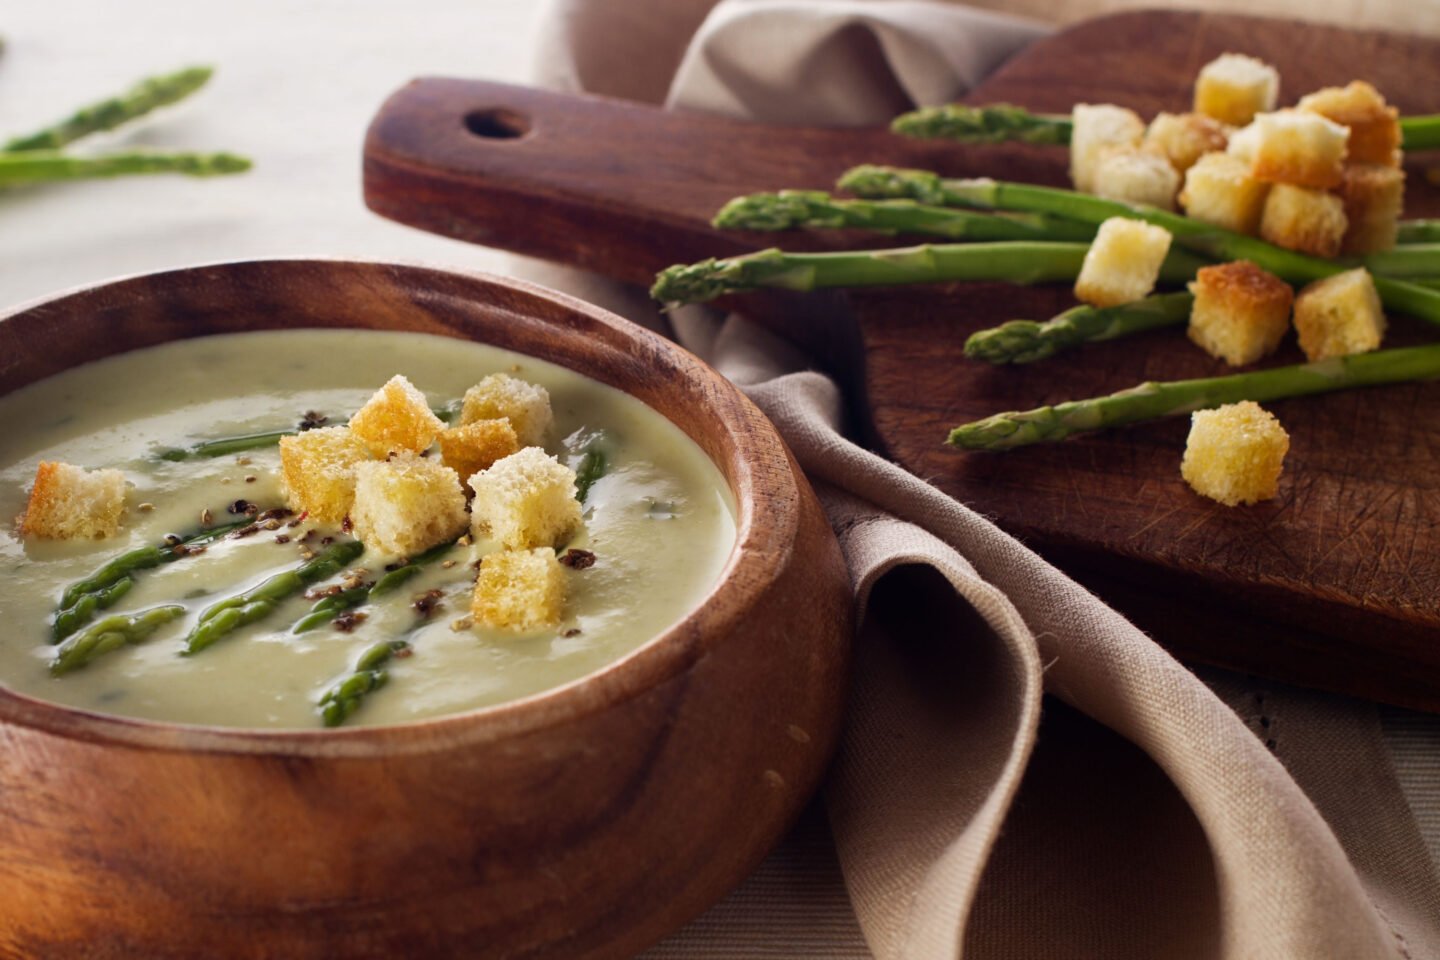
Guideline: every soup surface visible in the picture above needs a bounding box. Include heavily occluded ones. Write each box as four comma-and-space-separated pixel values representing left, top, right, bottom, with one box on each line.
0, 330, 736, 728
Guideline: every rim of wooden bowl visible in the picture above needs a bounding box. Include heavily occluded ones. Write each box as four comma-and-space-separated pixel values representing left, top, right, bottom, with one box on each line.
0, 258, 801, 758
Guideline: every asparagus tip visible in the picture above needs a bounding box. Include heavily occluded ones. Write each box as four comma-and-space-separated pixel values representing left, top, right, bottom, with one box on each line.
712, 190, 829, 231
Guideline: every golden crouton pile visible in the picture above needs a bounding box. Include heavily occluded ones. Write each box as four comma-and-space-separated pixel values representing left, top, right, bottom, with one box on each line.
1072, 54, 1403, 258
281, 372, 583, 631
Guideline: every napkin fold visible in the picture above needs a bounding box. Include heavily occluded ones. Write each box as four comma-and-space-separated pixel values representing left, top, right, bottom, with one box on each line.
528, 1, 1440, 956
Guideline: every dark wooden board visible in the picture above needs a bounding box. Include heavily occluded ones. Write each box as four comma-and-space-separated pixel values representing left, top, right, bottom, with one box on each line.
363, 10, 1440, 710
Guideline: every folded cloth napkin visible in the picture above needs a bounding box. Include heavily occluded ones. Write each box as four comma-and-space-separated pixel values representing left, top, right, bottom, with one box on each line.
528, 2, 1440, 956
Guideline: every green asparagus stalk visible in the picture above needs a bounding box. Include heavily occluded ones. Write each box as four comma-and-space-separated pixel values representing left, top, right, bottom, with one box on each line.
51, 577, 135, 643
4, 66, 214, 153
892, 104, 1071, 144
368, 539, 459, 597
318, 639, 410, 727
1360, 244, 1440, 279
889, 103, 1440, 151
574, 437, 609, 504
948, 343, 1440, 450
965, 291, 1195, 364
839, 166, 1440, 325
55, 517, 252, 627
652, 242, 1208, 306
0, 149, 250, 186
291, 583, 372, 634
182, 540, 364, 655
51, 605, 186, 676
713, 190, 1096, 242
156, 407, 457, 462
1399, 221, 1440, 244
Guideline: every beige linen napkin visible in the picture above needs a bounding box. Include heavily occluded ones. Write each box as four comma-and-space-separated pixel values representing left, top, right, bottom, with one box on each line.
528, 2, 1440, 956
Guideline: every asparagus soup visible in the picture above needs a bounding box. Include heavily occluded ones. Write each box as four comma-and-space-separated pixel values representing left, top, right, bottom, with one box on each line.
0, 329, 737, 728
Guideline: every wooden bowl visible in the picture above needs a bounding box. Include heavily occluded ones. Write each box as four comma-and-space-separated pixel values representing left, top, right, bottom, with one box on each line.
0, 259, 851, 959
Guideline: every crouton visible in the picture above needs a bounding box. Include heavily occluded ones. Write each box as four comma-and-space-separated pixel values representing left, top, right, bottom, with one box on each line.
1259, 183, 1348, 258
1338, 163, 1405, 255
1069, 103, 1145, 193
469, 447, 582, 550
1091, 146, 1181, 210
1181, 401, 1289, 506
1179, 152, 1270, 234
347, 374, 444, 457
461, 374, 553, 448
1225, 121, 1260, 165
1298, 81, 1400, 167
1193, 53, 1279, 126
438, 419, 519, 485
1143, 111, 1231, 173
1246, 110, 1349, 190
18, 461, 126, 539
278, 426, 370, 524
1073, 217, 1173, 308
1293, 268, 1386, 362
350, 454, 467, 556
471, 547, 566, 631
1186, 261, 1294, 366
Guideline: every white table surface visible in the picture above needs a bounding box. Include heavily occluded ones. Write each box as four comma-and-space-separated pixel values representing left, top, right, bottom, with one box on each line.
1, 0, 545, 309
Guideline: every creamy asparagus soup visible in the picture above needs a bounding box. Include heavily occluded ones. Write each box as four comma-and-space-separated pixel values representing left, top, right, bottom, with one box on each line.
0, 330, 736, 728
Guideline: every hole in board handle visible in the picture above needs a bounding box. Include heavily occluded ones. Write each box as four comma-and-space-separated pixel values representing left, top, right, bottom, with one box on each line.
464, 108, 531, 140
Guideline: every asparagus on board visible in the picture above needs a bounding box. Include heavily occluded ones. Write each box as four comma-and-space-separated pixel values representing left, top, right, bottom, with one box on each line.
4, 66, 213, 152
964, 291, 1195, 364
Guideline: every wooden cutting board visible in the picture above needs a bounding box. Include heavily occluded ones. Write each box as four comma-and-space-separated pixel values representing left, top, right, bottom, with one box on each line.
363, 10, 1440, 711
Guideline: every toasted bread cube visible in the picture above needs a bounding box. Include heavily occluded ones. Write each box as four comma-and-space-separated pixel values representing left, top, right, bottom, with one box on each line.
1338, 163, 1405, 255
1259, 183, 1348, 258
1143, 111, 1231, 173
1247, 110, 1349, 189
350, 454, 467, 556
1181, 402, 1288, 506
18, 461, 126, 539
347, 375, 444, 458
1298, 81, 1400, 167
471, 548, 565, 631
1225, 121, 1260, 165
1194, 53, 1279, 126
1091, 147, 1181, 210
461, 374, 553, 448
438, 419, 519, 485
1186, 261, 1294, 366
1073, 217, 1173, 308
1179, 153, 1270, 234
279, 426, 370, 524
1293, 268, 1386, 362
469, 447, 582, 550
1069, 103, 1145, 193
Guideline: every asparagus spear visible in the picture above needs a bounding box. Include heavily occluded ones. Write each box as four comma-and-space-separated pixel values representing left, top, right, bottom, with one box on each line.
838, 166, 1440, 325
948, 343, 1440, 450
52, 577, 135, 643
51, 605, 186, 676
291, 583, 372, 634
156, 407, 457, 462
182, 540, 364, 654
0, 150, 250, 186
892, 104, 1071, 144
1399, 221, 1440, 244
713, 190, 1096, 242
4, 66, 214, 153
652, 242, 1208, 306
318, 640, 410, 727
966, 291, 1195, 364
1360, 244, 1440, 279
368, 539, 460, 597
889, 103, 1440, 151
55, 517, 252, 625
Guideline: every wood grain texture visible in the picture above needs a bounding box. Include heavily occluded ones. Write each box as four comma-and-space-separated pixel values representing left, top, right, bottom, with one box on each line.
0, 260, 851, 958
362, 10, 1440, 710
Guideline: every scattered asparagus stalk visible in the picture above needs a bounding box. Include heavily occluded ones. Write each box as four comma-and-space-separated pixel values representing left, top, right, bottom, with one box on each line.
890, 103, 1440, 151
51, 577, 135, 643
157, 407, 457, 462
965, 291, 1195, 364
838, 166, 1440, 325
51, 605, 186, 676
182, 540, 364, 655
291, 583, 372, 634
368, 539, 459, 597
0, 149, 250, 186
54, 517, 252, 635
4, 66, 214, 153
713, 190, 1096, 242
652, 242, 1208, 306
948, 343, 1440, 450
318, 640, 410, 727
1399, 221, 1440, 244
1359, 244, 1440, 279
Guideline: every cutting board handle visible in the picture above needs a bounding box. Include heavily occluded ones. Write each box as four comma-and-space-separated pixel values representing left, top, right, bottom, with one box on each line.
362, 78, 969, 285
